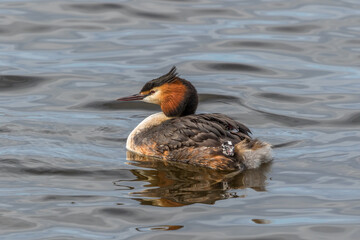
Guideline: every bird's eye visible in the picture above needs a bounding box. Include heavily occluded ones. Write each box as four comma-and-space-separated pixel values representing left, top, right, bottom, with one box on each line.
150, 90, 155, 94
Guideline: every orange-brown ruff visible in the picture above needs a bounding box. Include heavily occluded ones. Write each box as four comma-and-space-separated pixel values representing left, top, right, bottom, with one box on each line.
117, 67, 272, 171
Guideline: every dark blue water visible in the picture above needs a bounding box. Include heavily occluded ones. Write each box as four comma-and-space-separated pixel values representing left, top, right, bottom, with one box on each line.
1, 0, 360, 239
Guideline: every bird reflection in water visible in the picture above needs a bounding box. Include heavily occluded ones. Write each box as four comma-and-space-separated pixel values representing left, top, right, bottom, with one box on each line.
114, 151, 272, 207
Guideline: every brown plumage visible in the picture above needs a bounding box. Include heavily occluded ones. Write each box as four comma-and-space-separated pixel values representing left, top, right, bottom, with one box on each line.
117, 67, 272, 171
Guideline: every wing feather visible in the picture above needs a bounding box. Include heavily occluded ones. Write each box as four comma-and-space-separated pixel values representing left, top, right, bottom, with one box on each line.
134, 113, 252, 153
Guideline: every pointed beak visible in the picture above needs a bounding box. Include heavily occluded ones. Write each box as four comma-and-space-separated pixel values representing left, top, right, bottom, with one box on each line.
117, 93, 146, 101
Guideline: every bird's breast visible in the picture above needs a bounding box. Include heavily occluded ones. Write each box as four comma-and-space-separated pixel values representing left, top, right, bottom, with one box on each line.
126, 112, 171, 154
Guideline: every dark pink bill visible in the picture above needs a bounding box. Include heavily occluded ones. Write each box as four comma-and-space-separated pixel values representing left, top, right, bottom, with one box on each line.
117, 94, 145, 101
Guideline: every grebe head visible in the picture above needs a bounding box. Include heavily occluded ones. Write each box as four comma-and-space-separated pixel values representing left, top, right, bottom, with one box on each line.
117, 66, 198, 117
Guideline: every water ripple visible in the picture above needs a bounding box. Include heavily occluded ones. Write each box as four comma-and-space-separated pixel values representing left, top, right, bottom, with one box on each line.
0, 75, 46, 91
64, 3, 125, 13
1, 0, 360, 239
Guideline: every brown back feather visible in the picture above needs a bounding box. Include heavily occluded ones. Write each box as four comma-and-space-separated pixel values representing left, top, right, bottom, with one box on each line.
133, 113, 252, 153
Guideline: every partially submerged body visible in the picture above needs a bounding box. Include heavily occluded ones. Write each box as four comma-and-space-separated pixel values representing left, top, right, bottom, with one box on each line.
118, 67, 272, 171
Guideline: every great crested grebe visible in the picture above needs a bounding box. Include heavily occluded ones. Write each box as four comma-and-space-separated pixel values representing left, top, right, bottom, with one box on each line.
117, 67, 272, 171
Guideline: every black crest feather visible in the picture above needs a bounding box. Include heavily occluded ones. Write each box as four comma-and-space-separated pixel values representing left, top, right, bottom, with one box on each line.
141, 66, 179, 92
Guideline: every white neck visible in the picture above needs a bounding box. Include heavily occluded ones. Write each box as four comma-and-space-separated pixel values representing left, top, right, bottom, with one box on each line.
126, 112, 171, 152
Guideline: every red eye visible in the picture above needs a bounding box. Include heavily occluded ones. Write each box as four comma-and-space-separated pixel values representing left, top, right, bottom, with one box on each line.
150, 90, 155, 94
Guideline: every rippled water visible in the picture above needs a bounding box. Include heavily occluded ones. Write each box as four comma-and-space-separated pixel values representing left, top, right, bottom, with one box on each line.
1, 0, 360, 239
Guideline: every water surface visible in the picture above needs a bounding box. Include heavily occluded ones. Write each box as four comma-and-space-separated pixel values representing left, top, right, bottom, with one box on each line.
1, 0, 360, 239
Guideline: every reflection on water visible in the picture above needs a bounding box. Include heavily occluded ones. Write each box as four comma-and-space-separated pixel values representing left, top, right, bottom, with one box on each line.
252, 218, 271, 224
116, 152, 271, 207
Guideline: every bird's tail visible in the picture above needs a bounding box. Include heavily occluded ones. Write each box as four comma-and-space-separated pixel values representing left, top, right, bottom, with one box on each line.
235, 139, 273, 169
